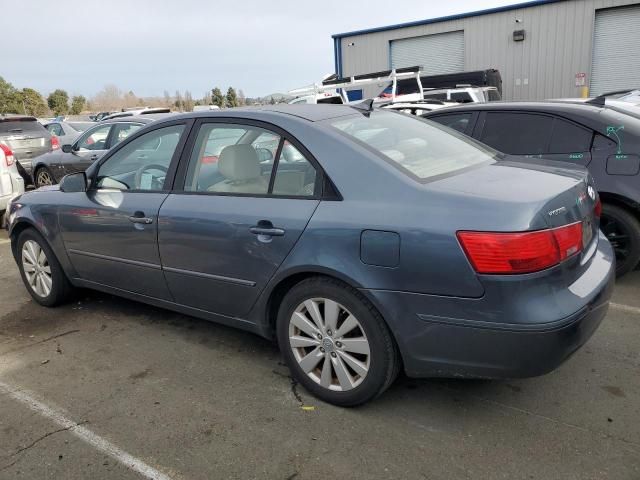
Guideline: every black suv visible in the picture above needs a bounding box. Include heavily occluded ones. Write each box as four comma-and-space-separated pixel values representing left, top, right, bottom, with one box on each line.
425, 102, 640, 276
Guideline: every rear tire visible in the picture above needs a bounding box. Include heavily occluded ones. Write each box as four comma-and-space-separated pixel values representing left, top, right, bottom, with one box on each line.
277, 277, 399, 407
16, 229, 74, 307
34, 166, 56, 188
601, 203, 640, 277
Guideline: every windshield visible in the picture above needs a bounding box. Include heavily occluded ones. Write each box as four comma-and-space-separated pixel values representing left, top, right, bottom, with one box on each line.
329, 110, 497, 181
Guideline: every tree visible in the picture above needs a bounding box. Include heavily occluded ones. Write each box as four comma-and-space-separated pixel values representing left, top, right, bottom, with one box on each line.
47, 89, 69, 116
269, 96, 276, 105
174, 90, 183, 111
226, 87, 238, 108
211, 87, 225, 108
183, 90, 194, 112
237, 89, 246, 106
21, 88, 48, 116
92, 84, 121, 111
0, 76, 23, 114
70, 95, 86, 115
163, 90, 171, 108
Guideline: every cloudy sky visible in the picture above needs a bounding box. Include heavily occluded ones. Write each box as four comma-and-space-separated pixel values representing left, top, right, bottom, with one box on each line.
5, 0, 519, 99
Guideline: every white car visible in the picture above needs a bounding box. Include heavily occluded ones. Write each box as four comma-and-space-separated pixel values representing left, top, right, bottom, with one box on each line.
0, 144, 25, 224
380, 100, 460, 117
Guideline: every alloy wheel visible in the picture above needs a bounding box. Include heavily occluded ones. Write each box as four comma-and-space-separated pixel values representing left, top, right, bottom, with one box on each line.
21, 240, 53, 298
288, 298, 371, 392
36, 169, 54, 187
601, 214, 631, 264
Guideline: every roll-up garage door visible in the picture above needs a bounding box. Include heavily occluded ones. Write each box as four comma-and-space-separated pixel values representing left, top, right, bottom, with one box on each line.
590, 5, 640, 96
390, 31, 464, 75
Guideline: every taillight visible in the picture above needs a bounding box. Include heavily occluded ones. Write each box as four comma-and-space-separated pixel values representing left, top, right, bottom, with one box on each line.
0, 144, 15, 167
51, 136, 60, 150
457, 222, 584, 274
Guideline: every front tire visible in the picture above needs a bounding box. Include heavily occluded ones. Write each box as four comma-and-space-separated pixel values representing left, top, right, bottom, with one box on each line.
601, 204, 640, 277
16, 229, 73, 306
34, 166, 56, 188
277, 277, 399, 407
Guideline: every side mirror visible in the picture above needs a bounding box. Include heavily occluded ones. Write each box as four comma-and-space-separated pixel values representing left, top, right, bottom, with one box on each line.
62, 144, 73, 153
59, 172, 87, 193
256, 147, 274, 162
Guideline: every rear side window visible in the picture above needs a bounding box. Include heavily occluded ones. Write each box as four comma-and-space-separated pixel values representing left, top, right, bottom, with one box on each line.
46, 124, 64, 136
480, 112, 553, 155
0, 120, 48, 135
429, 113, 473, 134
549, 119, 592, 153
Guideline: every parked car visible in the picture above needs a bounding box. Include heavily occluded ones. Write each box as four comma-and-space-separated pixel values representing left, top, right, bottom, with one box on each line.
44, 121, 93, 147
31, 115, 165, 187
0, 143, 25, 224
100, 108, 171, 121
89, 112, 114, 122
380, 100, 461, 116
6, 105, 613, 406
424, 101, 640, 276
0, 115, 53, 185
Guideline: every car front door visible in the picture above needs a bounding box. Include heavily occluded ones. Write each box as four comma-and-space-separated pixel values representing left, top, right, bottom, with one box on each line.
58, 122, 189, 299
64, 123, 113, 175
158, 120, 322, 318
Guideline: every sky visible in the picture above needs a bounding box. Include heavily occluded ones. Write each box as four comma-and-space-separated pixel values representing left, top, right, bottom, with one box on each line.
4, 0, 520, 99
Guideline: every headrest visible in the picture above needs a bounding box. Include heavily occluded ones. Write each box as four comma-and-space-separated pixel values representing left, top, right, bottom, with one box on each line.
218, 144, 260, 181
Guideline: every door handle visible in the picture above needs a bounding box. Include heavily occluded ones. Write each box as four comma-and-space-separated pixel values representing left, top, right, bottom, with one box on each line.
128, 211, 153, 224
90, 154, 99, 161
250, 220, 285, 237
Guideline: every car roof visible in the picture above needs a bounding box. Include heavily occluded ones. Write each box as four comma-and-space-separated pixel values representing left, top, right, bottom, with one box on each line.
100, 114, 172, 125
424, 101, 609, 116
182, 104, 359, 122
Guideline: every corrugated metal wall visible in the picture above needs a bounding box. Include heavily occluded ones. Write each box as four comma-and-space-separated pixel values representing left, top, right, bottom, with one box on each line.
338, 0, 640, 100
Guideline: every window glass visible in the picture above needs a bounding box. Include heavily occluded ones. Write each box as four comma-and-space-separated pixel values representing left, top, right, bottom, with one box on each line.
96, 124, 184, 191
548, 119, 592, 153
330, 110, 496, 181
68, 122, 92, 132
185, 124, 279, 194
77, 125, 112, 151
273, 143, 317, 196
430, 113, 473, 133
450, 92, 473, 103
47, 124, 64, 136
480, 112, 553, 155
111, 123, 142, 146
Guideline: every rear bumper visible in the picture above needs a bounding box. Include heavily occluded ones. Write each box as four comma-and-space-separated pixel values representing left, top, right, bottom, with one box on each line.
363, 233, 615, 379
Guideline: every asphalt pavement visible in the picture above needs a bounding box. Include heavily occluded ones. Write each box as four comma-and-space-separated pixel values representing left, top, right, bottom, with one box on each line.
0, 231, 639, 480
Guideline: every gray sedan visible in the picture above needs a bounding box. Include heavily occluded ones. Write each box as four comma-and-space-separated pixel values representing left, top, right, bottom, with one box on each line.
6, 105, 614, 406
31, 115, 165, 187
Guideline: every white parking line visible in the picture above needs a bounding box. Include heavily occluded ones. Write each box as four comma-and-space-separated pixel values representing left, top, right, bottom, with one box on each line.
0, 381, 173, 480
0, 239, 10, 245
610, 302, 640, 315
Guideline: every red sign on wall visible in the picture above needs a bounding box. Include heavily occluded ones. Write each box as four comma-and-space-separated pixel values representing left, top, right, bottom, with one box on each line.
575, 73, 586, 87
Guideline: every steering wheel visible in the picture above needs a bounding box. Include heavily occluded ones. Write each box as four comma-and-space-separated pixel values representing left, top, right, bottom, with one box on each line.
134, 163, 168, 190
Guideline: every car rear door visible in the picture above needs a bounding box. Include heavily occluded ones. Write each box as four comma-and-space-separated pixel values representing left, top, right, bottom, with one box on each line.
157, 119, 322, 318
59, 121, 190, 299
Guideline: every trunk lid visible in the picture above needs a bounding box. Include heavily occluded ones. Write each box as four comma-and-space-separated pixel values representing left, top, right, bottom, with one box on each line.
429, 157, 600, 281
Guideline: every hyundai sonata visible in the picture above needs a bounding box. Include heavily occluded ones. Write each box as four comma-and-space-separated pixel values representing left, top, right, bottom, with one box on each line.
6, 104, 614, 406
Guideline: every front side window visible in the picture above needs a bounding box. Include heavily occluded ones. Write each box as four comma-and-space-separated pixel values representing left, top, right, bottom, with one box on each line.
330, 111, 495, 181
111, 123, 142, 146
185, 124, 278, 194
76, 125, 112, 151
96, 124, 184, 191
47, 124, 64, 136
480, 112, 552, 155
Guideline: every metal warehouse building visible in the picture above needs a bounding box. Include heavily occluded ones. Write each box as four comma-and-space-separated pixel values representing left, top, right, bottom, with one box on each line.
332, 0, 640, 101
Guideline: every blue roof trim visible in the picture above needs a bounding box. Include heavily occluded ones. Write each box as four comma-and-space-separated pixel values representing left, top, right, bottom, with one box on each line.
331, 0, 568, 38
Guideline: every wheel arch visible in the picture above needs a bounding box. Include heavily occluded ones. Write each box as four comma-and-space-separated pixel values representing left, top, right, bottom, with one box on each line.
598, 191, 640, 221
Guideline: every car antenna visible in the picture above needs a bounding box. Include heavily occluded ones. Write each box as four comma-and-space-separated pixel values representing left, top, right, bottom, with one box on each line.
350, 98, 375, 115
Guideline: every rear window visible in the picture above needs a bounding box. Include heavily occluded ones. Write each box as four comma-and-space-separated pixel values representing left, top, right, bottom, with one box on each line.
329, 111, 496, 181
0, 120, 48, 135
